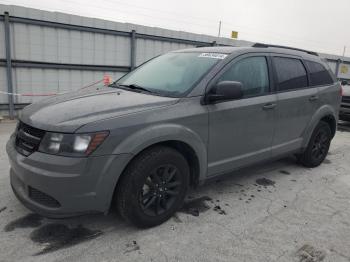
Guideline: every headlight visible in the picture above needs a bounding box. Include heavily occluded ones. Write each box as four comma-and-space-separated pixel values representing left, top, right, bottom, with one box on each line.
39, 131, 109, 157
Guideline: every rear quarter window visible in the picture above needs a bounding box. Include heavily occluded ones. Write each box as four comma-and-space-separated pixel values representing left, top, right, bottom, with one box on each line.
305, 60, 334, 86
273, 57, 308, 91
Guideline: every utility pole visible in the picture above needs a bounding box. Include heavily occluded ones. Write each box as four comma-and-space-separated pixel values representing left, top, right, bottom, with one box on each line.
218, 21, 222, 38
342, 46, 347, 59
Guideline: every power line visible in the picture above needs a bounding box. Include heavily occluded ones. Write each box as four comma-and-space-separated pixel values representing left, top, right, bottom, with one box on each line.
220, 20, 346, 49
75, 0, 350, 52
58, 0, 219, 30
96, 0, 349, 49
1, 0, 348, 54
98, 0, 222, 25
65, 0, 346, 50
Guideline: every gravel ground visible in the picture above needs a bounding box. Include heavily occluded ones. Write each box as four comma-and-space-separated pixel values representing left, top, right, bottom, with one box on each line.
0, 121, 350, 262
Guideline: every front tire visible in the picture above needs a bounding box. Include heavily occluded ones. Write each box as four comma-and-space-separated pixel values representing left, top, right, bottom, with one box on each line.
298, 121, 332, 168
115, 146, 189, 228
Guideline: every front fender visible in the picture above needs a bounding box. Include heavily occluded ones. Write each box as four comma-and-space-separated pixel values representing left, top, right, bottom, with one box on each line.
302, 104, 337, 149
112, 124, 208, 182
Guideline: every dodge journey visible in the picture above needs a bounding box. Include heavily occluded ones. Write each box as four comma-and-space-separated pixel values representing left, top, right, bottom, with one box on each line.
7, 44, 341, 227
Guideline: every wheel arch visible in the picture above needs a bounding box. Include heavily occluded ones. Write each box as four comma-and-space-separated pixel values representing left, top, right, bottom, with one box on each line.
108, 140, 203, 214
319, 115, 337, 138
123, 140, 201, 188
114, 123, 207, 185
302, 105, 338, 149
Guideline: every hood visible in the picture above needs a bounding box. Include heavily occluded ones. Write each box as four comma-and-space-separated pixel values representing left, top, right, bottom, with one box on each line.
20, 86, 178, 133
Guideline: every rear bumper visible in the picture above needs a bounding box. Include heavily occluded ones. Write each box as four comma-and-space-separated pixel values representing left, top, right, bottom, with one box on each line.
6, 135, 132, 218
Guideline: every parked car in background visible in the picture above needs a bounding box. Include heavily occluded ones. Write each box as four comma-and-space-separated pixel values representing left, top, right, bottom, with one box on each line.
340, 80, 350, 122
6, 44, 341, 228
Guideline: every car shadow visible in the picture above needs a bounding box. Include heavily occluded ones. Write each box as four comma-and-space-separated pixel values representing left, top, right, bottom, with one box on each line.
5, 156, 300, 227
2, 155, 309, 255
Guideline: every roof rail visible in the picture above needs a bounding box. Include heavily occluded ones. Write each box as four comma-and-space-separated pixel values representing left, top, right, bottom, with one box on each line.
252, 43, 318, 56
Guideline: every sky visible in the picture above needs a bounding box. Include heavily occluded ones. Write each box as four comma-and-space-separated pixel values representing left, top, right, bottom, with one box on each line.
0, 0, 349, 56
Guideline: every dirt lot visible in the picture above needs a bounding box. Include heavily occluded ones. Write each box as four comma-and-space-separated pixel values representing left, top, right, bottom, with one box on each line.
0, 121, 350, 262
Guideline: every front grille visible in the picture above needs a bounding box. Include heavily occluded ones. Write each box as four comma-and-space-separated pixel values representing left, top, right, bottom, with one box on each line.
28, 186, 61, 208
15, 122, 45, 156
342, 96, 350, 104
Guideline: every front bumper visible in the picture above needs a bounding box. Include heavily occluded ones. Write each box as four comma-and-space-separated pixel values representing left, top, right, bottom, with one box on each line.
6, 135, 132, 218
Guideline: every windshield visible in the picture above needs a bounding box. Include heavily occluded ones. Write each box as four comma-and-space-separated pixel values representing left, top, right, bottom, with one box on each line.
115, 52, 226, 97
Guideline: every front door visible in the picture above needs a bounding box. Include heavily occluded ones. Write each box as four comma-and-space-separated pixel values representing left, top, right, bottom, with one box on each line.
207, 55, 277, 176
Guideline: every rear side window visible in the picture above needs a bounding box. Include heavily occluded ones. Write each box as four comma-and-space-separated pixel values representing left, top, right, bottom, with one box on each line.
218, 56, 269, 97
305, 60, 334, 86
274, 57, 308, 91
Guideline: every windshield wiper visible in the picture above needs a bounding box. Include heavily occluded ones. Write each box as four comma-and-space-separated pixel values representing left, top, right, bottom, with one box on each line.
118, 84, 152, 93
109, 82, 164, 96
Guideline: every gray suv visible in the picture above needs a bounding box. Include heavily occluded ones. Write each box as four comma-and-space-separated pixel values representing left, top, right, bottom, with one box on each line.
6, 44, 341, 227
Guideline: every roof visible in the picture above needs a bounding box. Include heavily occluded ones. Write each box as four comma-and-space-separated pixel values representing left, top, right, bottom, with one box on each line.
174, 46, 248, 54
174, 45, 321, 61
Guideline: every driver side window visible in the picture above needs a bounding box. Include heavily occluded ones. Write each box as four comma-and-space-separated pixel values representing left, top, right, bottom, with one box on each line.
218, 56, 270, 97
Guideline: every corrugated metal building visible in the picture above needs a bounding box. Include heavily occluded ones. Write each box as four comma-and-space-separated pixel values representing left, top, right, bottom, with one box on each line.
0, 4, 349, 117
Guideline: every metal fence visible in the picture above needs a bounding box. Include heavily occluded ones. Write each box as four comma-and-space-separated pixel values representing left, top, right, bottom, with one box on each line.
1, 4, 252, 118
1, 4, 350, 119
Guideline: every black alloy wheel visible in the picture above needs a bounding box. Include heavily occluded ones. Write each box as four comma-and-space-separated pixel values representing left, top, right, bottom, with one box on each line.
298, 121, 332, 167
310, 128, 330, 162
116, 146, 189, 228
140, 165, 181, 216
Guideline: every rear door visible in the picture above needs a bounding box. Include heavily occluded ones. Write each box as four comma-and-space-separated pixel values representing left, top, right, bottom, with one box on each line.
207, 53, 277, 176
305, 60, 340, 116
271, 55, 319, 157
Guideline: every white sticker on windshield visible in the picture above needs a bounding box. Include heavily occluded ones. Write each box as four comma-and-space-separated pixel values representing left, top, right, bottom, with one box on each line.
198, 53, 227, 59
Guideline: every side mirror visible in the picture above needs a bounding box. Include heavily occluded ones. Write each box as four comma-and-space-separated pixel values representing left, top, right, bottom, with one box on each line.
341, 80, 348, 86
206, 81, 243, 103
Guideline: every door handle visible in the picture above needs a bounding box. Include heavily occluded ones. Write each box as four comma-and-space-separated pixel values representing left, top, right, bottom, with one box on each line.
309, 95, 319, 102
262, 103, 277, 110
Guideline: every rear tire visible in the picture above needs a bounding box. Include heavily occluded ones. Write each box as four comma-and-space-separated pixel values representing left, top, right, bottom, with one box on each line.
115, 146, 189, 228
298, 121, 332, 168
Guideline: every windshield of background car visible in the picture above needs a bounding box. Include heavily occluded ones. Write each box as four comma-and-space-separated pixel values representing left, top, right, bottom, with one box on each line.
116, 52, 227, 97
